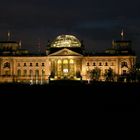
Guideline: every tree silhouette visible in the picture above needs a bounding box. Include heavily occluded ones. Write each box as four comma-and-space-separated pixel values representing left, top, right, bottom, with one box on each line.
104, 67, 114, 82
89, 67, 101, 81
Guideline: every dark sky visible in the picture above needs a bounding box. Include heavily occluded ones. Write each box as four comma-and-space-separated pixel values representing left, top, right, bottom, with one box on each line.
0, 0, 140, 58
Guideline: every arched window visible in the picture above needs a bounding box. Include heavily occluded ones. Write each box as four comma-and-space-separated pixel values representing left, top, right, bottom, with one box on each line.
24, 63, 26, 66
3, 62, 10, 68
105, 62, 108, 66
63, 59, 68, 64
99, 62, 102, 66
30, 63, 32, 66
93, 62, 96, 66
121, 61, 128, 67
70, 59, 74, 64
58, 60, 62, 64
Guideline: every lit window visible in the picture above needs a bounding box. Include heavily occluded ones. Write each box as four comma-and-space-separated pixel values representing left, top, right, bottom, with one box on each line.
63, 59, 68, 64
70, 59, 74, 64
58, 60, 62, 64
63, 69, 68, 73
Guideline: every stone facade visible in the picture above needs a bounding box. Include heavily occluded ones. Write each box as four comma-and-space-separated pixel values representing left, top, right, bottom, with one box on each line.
0, 34, 136, 84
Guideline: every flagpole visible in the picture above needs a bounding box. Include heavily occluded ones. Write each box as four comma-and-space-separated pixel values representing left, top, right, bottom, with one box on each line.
7, 31, 11, 41
19, 40, 22, 49
121, 29, 124, 40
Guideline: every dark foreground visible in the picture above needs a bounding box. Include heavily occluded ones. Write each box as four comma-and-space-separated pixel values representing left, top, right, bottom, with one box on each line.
1, 81, 140, 127
0, 81, 140, 111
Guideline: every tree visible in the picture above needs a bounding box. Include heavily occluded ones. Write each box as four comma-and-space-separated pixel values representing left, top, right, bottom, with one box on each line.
104, 67, 114, 82
76, 71, 82, 80
89, 67, 101, 81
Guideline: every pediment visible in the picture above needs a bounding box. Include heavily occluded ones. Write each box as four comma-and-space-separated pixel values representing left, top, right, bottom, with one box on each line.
48, 48, 82, 56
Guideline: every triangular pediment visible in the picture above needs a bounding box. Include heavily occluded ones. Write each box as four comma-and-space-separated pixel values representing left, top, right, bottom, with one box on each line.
48, 48, 82, 56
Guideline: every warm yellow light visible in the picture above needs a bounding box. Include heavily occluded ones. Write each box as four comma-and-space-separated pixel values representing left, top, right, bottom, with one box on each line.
51, 35, 81, 48
70, 59, 74, 64
58, 60, 62, 64
63, 59, 68, 64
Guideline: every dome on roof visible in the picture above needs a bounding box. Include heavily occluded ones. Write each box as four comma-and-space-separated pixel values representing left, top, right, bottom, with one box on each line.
51, 35, 81, 48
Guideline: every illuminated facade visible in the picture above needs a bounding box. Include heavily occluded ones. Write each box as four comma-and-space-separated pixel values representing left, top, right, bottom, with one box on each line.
0, 34, 136, 84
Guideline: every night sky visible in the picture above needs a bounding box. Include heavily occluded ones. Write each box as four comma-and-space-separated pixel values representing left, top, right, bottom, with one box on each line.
0, 0, 140, 59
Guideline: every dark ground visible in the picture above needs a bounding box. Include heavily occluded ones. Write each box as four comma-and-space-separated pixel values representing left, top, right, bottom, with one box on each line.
0, 81, 139, 127
0, 81, 139, 110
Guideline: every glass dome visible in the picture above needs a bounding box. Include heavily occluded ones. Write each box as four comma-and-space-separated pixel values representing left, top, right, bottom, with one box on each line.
51, 35, 81, 48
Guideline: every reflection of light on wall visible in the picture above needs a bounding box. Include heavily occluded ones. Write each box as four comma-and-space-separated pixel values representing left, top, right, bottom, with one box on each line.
58, 60, 62, 64
70, 59, 74, 64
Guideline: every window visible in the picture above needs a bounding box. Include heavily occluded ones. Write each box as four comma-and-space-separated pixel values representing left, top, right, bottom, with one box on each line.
123, 70, 126, 75
17, 69, 21, 76
30, 63, 32, 66
24, 63, 26, 66
42, 63, 44, 66
121, 62, 128, 67
105, 62, 108, 66
70, 59, 74, 64
99, 62, 102, 66
93, 62, 96, 66
87, 62, 90, 66
4, 62, 10, 68
36, 63, 38, 67
58, 60, 62, 64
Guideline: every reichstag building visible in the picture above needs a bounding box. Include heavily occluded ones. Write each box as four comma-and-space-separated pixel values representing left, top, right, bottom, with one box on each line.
0, 34, 136, 84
